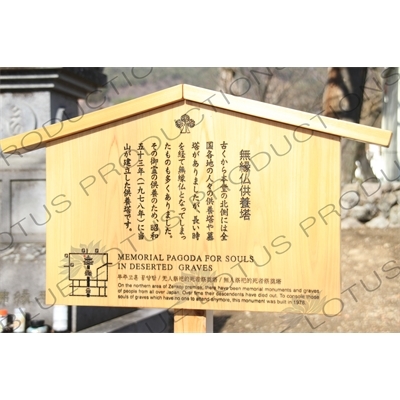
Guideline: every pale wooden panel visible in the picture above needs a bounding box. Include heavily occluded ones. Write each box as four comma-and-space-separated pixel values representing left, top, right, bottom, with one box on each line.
0, 85, 184, 153
45, 101, 341, 315
183, 84, 392, 147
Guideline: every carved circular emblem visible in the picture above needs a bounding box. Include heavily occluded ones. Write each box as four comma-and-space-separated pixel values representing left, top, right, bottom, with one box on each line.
175, 114, 195, 134
0, 99, 37, 139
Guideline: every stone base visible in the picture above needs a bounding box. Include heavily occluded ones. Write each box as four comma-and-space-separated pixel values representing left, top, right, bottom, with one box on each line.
78, 309, 173, 333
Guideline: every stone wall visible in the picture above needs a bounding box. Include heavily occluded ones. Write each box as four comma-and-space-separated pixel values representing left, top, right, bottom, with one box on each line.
341, 181, 400, 228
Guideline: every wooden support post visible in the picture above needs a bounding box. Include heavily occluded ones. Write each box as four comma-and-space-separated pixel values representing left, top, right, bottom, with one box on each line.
174, 309, 213, 333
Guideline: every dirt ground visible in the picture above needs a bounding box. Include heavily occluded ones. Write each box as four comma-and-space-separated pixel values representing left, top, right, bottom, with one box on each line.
213, 228, 400, 333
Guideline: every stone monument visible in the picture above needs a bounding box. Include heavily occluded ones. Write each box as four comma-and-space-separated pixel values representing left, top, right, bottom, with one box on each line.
0, 67, 144, 330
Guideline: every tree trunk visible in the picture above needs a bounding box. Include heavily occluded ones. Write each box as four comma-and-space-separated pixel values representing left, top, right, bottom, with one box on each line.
322, 67, 377, 185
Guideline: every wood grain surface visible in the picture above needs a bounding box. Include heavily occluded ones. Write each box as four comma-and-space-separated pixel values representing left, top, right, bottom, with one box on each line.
45, 100, 341, 314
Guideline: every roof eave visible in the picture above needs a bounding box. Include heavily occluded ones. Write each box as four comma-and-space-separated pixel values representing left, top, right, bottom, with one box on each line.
0, 84, 392, 154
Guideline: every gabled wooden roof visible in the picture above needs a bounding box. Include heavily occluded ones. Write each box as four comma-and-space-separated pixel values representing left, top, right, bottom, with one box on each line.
0, 84, 392, 153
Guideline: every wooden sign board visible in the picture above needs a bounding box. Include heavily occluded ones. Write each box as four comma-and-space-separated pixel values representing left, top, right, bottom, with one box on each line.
1, 84, 392, 316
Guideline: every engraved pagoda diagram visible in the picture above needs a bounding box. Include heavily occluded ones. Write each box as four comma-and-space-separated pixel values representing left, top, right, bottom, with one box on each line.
64, 249, 110, 297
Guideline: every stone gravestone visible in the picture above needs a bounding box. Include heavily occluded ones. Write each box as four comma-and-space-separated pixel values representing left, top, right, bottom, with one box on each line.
0, 68, 145, 330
